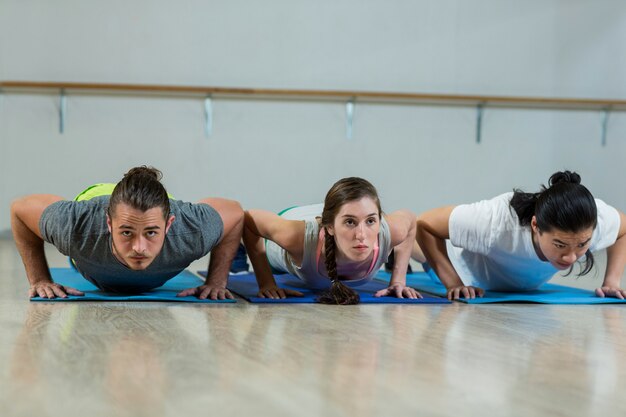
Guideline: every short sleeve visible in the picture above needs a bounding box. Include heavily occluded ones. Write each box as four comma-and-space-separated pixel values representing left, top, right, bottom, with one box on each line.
449, 193, 512, 254
39, 200, 75, 256
163, 200, 225, 261
192, 203, 224, 254
590, 199, 621, 251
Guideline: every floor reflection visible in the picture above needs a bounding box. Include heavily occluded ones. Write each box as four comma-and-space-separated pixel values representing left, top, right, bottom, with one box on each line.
3, 295, 626, 417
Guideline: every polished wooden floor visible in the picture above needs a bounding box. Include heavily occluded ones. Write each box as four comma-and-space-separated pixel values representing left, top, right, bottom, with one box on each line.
1, 237, 625, 417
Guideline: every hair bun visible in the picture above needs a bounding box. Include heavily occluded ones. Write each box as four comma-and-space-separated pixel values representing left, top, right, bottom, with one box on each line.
124, 166, 162, 181
549, 170, 581, 187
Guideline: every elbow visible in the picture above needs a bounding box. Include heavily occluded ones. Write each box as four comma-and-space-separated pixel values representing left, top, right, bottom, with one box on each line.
415, 219, 432, 245
404, 217, 417, 242
390, 209, 417, 241
227, 200, 245, 230
10, 197, 26, 221
243, 209, 257, 230
229, 199, 244, 220
208, 198, 244, 238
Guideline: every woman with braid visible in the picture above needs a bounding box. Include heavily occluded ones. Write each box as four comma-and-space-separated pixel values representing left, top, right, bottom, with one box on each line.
415, 171, 626, 300
243, 177, 424, 304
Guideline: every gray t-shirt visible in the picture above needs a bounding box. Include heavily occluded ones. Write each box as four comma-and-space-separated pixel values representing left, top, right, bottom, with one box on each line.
39, 196, 223, 293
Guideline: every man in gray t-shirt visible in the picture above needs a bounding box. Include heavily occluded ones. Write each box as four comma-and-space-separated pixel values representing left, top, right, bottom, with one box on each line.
11, 166, 243, 300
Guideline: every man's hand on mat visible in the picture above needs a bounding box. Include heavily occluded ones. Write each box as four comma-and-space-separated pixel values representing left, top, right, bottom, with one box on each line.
595, 286, 626, 299
446, 285, 484, 300
375, 284, 422, 299
29, 282, 84, 299
257, 286, 303, 299
177, 285, 234, 300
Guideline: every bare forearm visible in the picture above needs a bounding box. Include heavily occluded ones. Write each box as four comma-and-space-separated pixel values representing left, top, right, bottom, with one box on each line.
205, 225, 243, 288
604, 236, 626, 287
11, 213, 53, 286
389, 218, 415, 286
199, 198, 245, 288
416, 224, 464, 289
242, 222, 277, 288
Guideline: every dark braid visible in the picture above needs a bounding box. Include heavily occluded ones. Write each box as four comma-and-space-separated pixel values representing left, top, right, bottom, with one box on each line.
324, 231, 338, 280
317, 230, 360, 305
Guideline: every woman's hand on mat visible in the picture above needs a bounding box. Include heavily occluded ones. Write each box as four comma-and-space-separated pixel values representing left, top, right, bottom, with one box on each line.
177, 285, 234, 300
595, 286, 626, 299
257, 286, 303, 299
29, 282, 84, 299
446, 285, 484, 300
375, 284, 422, 299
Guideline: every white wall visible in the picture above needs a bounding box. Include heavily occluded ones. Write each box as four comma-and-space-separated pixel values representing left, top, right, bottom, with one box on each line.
0, 0, 624, 233
551, 0, 626, 209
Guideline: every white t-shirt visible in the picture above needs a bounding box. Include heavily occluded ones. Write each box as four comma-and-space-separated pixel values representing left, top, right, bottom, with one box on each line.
447, 192, 621, 291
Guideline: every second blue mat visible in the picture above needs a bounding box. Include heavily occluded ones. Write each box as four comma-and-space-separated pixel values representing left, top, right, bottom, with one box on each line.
376, 270, 626, 304
198, 271, 450, 304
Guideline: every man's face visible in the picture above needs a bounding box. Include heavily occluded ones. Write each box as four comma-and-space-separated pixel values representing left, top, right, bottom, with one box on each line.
107, 203, 175, 270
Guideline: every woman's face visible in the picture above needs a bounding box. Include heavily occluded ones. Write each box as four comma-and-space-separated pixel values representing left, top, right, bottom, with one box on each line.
327, 197, 381, 263
531, 216, 594, 270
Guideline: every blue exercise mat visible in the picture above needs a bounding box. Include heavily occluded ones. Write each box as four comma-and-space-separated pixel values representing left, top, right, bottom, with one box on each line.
198, 271, 450, 304
30, 268, 236, 303
376, 270, 626, 305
